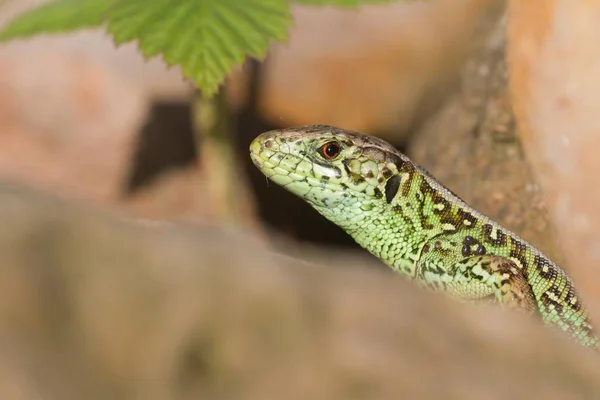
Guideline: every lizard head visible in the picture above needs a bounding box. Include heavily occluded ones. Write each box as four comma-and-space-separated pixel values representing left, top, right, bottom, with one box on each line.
250, 125, 408, 224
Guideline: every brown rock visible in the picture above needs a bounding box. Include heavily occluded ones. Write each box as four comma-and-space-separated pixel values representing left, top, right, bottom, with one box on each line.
507, 0, 600, 321
261, 0, 495, 137
0, 183, 599, 399
409, 3, 564, 264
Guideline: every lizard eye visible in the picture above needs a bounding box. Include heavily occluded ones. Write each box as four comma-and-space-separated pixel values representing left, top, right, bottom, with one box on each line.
319, 141, 341, 159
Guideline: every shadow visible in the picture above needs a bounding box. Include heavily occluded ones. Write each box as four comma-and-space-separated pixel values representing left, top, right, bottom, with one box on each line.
124, 102, 198, 193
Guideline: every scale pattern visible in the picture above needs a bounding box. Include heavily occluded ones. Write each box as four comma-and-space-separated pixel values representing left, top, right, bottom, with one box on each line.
249, 125, 598, 349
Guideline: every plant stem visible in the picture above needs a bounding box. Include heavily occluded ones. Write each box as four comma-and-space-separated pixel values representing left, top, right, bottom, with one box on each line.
192, 87, 254, 226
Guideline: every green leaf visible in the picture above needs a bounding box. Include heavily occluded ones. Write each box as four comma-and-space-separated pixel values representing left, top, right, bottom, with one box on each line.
0, 0, 112, 41
107, 0, 292, 97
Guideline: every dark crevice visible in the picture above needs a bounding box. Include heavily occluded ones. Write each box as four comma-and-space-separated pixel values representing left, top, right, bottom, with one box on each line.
123, 102, 198, 194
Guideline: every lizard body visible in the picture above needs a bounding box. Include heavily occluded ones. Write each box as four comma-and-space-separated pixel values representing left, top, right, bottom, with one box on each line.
249, 125, 598, 348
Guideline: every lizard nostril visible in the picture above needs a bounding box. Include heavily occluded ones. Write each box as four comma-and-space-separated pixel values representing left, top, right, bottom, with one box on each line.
264, 139, 273, 149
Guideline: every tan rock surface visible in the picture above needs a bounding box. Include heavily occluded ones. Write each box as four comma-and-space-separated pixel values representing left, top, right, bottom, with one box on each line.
507, 0, 600, 323
262, 0, 494, 136
409, 3, 565, 263
0, 183, 599, 399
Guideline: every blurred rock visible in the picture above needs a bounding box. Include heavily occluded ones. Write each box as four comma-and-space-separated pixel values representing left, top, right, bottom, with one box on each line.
0, 0, 196, 215
0, 183, 599, 399
261, 0, 495, 137
507, 0, 600, 322
0, 49, 145, 202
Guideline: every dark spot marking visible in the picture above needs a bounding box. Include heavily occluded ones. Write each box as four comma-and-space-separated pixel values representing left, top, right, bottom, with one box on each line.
457, 209, 477, 227
421, 219, 435, 230
510, 238, 527, 253
419, 179, 434, 194
415, 191, 424, 203
381, 167, 392, 179
385, 175, 401, 204
365, 170, 374, 178
431, 194, 451, 216
461, 244, 470, 257
373, 188, 383, 199
422, 244, 430, 254
564, 282, 581, 312
394, 205, 414, 229
400, 164, 416, 197
352, 175, 366, 185
474, 245, 486, 256
312, 157, 334, 170
482, 224, 508, 246
333, 167, 342, 179
464, 236, 477, 245
342, 160, 352, 175
547, 285, 562, 298
541, 290, 564, 314
534, 255, 556, 280
386, 153, 405, 170
461, 236, 486, 257
509, 237, 529, 271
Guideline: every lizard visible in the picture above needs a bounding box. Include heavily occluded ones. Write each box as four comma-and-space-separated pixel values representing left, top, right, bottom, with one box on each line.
249, 124, 599, 349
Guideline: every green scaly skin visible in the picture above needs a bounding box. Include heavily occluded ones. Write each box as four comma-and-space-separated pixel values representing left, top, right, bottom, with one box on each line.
250, 124, 598, 349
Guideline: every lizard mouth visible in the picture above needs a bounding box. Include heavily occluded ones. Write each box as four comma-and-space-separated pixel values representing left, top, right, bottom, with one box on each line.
249, 134, 310, 190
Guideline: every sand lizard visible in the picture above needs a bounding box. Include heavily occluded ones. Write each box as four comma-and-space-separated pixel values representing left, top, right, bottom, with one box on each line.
249, 125, 598, 348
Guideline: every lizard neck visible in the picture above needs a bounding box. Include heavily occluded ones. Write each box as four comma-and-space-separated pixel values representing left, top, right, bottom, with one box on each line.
314, 167, 440, 278
349, 207, 429, 278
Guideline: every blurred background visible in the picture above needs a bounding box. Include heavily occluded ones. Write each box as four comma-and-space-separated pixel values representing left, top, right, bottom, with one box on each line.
0, 0, 490, 246
2, 0, 600, 398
